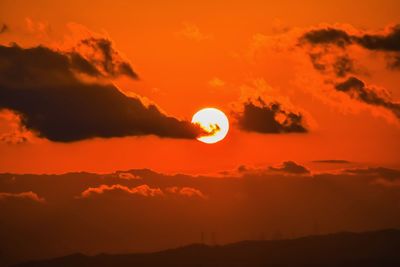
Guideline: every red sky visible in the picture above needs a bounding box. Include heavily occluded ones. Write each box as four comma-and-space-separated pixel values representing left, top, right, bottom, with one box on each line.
0, 0, 399, 175
1, 2, 400, 266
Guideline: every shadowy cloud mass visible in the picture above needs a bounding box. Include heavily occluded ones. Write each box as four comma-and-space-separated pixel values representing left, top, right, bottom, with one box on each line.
0, 44, 204, 142
344, 167, 400, 181
235, 98, 308, 134
335, 77, 400, 119
301, 25, 400, 69
75, 37, 138, 79
312, 160, 351, 164
268, 161, 310, 174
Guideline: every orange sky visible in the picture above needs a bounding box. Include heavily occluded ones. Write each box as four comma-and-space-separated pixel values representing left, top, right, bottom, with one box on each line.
0, 0, 400, 174
2, 2, 400, 266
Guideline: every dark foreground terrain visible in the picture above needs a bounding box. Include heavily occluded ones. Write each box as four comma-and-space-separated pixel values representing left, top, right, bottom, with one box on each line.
13, 229, 400, 267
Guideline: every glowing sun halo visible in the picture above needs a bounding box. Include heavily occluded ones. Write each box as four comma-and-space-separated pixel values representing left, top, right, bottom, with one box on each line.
192, 108, 229, 144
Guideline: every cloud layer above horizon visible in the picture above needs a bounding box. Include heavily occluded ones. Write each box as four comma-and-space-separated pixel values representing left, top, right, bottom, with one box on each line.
1, 162, 400, 266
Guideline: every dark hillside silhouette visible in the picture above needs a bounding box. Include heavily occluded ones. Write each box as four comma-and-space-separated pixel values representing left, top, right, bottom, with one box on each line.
13, 229, 400, 267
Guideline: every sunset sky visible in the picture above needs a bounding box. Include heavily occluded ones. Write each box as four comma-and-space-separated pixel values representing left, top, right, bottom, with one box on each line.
1, 0, 399, 174
1, 1, 400, 266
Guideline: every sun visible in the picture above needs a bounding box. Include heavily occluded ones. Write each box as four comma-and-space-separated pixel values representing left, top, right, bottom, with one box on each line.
192, 108, 229, 144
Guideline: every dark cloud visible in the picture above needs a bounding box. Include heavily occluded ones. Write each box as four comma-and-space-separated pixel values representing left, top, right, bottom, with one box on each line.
1, 165, 400, 266
344, 167, 400, 181
333, 55, 354, 77
300, 26, 400, 120
335, 77, 400, 119
269, 161, 310, 174
235, 98, 308, 134
300, 25, 400, 52
0, 44, 204, 142
301, 28, 352, 47
0, 23, 9, 34
354, 25, 400, 52
312, 160, 351, 164
76, 37, 138, 79
300, 25, 400, 70
309, 52, 327, 72
308, 53, 355, 77
69, 52, 102, 76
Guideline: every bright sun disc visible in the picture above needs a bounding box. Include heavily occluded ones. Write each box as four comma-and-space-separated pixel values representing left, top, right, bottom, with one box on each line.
191, 108, 229, 144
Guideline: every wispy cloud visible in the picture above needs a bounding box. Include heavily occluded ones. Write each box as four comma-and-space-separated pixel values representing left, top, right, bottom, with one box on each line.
176, 22, 211, 41
0, 191, 45, 203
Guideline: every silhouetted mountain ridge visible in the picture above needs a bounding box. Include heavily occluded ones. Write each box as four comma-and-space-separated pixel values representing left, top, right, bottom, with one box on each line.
13, 229, 400, 267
